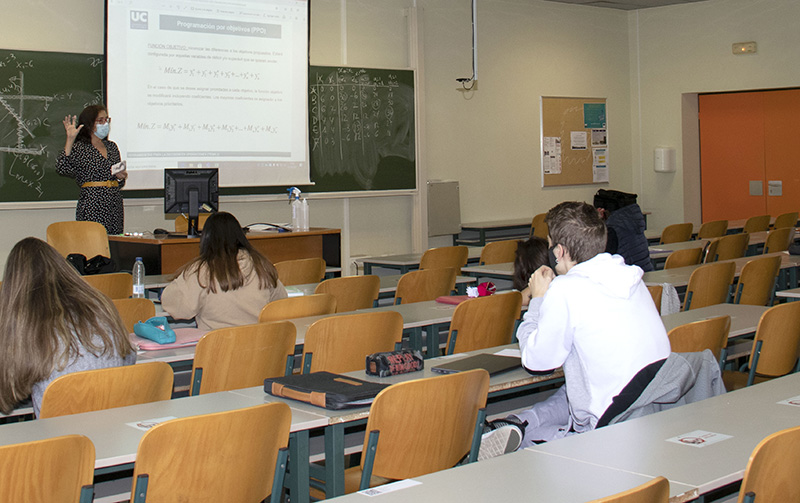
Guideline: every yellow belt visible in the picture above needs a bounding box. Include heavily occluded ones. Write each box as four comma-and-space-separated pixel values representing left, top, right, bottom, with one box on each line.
81, 180, 119, 188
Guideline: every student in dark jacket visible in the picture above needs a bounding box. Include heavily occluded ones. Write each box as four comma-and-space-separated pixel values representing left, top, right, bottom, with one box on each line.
601, 203, 653, 272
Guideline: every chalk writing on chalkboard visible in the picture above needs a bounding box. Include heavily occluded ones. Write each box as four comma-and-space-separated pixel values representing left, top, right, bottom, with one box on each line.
0, 50, 103, 202
309, 66, 415, 191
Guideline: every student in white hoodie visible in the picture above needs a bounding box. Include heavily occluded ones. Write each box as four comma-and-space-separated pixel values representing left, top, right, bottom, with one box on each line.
479, 202, 670, 458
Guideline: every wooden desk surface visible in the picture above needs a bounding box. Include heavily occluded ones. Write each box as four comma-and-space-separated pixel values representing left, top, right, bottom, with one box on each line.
644, 251, 800, 288
661, 304, 767, 338
460, 218, 532, 230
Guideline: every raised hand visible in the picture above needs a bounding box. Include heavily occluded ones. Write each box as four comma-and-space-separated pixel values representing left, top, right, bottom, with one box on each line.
63, 115, 83, 140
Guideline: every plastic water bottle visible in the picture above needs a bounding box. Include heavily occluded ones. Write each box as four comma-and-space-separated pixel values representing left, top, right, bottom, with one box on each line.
288, 187, 302, 230
300, 197, 309, 231
132, 257, 145, 298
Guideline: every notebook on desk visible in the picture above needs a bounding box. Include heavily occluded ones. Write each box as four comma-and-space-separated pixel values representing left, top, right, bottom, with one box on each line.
431, 354, 521, 376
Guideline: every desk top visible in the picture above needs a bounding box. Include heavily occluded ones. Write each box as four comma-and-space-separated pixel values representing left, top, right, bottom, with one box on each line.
361, 247, 483, 267
529, 372, 800, 495
460, 219, 532, 230
109, 227, 340, 245
644, 252, 800, 288
648, 231, 777, 259
461, 262, 514, 278
661, 304, 767, 338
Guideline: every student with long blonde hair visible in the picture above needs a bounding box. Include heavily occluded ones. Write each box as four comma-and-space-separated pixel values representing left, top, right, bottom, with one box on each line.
0, 237, 135, 417
161, 211, 288, 330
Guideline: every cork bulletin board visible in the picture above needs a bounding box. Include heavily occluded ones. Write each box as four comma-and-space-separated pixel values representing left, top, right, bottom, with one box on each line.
540, 96, 608, 187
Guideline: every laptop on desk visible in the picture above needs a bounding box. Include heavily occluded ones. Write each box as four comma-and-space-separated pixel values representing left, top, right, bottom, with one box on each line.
431, 353, 522, 376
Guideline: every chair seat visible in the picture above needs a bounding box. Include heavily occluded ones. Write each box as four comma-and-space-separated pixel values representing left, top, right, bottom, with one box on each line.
722, 370, 772, 391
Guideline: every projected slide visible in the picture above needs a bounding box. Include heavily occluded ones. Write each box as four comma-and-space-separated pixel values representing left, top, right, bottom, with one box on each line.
107, 0, 309, 189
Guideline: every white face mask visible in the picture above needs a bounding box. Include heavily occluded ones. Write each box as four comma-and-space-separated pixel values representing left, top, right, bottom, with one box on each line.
94, 122, 110, 139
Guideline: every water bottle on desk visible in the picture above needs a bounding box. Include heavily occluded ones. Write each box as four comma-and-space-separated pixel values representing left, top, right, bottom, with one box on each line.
132, 257, 145, 298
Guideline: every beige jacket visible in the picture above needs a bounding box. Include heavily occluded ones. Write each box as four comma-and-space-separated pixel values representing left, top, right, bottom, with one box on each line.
161, 251, 288, 330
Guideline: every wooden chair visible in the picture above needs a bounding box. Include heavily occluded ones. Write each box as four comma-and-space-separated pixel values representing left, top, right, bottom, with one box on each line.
82, 272, 133, 299
345, 370, 489, 494
190, 321, 296, 395
46, 220, 110, 258
683, 261, 735, 311
772, 211, 798, 230
588, 476, 669, 503
0, 434, 95, 503
667, 315, 730, 361
445, 292, 522, 354
659, 223, 693, 244
702, 238, 720, 263
713, 233, 749, 261
763, 226, 793, 254
130, 402, 291, 503
723, 301, 800, 390
479, 239, 518, 265
274, 257, 326, 286
174, 213, 210, 233
743, 214, 771, 234
737, 425, 800, 503
647, 285, 663, 314
734, 255, 781, 306
315, 275, 380, 312
420, 245, 468, 270
258, 293, 336, 322
39, 362, 174, 418
394, 268, 457, 305
664, 247, 703, 269
530, 213, 548, 239
301, 311, 403, 374
697, 220, 728, 239
113, 298, 156, 333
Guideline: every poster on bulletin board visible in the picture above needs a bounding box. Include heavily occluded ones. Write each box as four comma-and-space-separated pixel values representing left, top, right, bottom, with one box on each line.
541, 97, 608, 187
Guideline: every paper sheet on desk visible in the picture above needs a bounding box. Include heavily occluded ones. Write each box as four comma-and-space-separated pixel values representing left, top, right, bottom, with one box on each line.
494, 348, 521, 358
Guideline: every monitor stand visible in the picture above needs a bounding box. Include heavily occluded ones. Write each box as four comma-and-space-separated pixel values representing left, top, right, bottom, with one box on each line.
187, 189, 200, 238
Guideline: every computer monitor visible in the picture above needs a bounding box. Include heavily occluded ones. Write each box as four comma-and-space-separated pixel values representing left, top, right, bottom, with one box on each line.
164, 168, 219, 237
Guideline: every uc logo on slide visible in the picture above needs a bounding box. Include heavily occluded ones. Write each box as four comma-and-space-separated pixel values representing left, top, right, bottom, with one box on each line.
130, 11, 148, 29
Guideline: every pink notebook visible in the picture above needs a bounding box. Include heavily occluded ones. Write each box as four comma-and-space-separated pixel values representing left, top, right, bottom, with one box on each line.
130, 327, 207, 351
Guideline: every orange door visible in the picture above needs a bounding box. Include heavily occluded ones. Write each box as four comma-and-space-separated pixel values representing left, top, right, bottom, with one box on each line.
699, 92, 766, 222
763, 89, 800, 216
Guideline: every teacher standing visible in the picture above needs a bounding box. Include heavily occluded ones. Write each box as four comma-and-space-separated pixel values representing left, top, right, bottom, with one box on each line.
56, 104, 127, 235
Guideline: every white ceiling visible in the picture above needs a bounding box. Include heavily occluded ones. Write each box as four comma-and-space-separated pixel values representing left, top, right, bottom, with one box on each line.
544, 0, 708, 10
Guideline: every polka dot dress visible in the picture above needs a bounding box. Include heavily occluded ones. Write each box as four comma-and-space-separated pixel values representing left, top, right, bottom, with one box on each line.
56, 139, 125, 235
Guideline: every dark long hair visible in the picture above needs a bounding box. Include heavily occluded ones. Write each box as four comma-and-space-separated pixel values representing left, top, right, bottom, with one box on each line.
175, 212, 279, 293
513, 237, 549, 291
0, 238, 132, 414
75, 104, 107, 143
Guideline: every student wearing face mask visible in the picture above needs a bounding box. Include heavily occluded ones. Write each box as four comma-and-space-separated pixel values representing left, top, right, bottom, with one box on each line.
57, 104, 127, 234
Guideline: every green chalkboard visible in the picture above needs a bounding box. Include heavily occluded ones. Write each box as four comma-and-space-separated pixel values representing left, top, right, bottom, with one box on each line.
308, 66, 416, 192
0, 49, 104, 202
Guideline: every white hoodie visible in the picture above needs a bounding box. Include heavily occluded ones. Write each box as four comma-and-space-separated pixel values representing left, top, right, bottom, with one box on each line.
517, 253, 670, 432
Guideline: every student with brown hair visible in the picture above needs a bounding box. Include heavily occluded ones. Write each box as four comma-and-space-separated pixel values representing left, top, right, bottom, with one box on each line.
162, 211, 288, 330
0, 237, 135, 417
512, 237, 549, 306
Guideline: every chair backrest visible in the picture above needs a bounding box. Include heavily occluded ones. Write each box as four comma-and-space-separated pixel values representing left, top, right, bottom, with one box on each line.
362, 370, 489, 483
738, 425, 800, 503
735, 255, 781, 306
697, 220, 728, 239
419, 246, 469, 270
113, 298, 156, 333
589, 476, 669, 503
773, 211, 798, 230
446, 292, 522, 354
714, 233, 750, 261
39, 362, 174, 418
748, 301, 800, 377
683, 261, 735, 311
659, 223, 693, 244
479, 240, 518, 265
314, 275, 380, 312
302, 311, 403, 373
131, 402, 291, 502
664, 247, 703, 269
743, 214, 771, 234
763, 226, 793, 254
667, 315, 730, 359
530, 213, 548, 239
647, 285, 663, 315
394, 268, 457, 305
46, 221, 110, 258
174, 213, 210, 233
703, 238, 720, 263
0, 434, 95, 503
274, 257, 326, 286
258, 293, 337, 322
82, 272, 133, 300
191, 321, 296, 395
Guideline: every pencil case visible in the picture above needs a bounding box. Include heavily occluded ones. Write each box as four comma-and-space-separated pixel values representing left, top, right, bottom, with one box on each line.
133, 317, 176, 345
366, 349, 424, 377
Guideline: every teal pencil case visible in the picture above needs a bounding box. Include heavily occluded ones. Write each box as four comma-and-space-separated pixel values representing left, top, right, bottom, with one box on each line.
133, 317, 176, 345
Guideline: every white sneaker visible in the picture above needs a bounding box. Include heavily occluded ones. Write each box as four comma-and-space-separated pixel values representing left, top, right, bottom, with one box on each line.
478, 425, 522, 461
